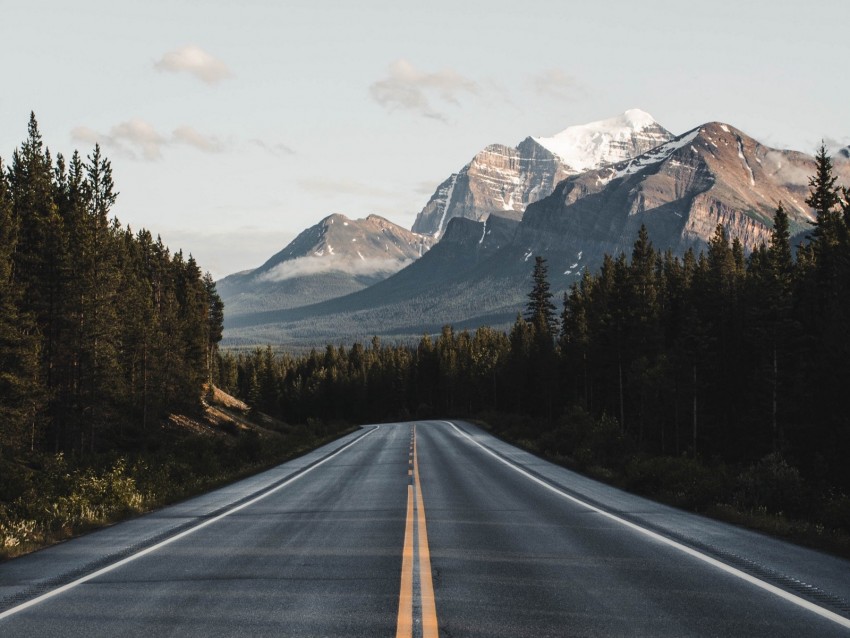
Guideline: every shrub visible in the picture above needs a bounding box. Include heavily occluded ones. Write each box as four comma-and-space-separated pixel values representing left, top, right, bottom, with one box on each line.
733, 453, 807, 518
625, 455, 731, 511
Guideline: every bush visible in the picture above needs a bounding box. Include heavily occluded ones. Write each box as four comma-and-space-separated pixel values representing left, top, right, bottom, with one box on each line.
625, 455, 732, 511
733, 453, 807, 518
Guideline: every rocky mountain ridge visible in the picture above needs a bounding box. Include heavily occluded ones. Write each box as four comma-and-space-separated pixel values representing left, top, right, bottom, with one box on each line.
411, 109, 674, 237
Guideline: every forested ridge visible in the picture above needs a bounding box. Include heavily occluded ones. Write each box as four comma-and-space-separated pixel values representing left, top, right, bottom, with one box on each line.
217, 145, 850, 550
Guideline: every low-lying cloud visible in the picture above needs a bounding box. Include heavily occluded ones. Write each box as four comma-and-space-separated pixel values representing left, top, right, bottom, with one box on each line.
763, 150, 814, 186
154, 45, 232, 85
257, 255, 412, 282
72, 120, 226, 160
369, 59, 477, 122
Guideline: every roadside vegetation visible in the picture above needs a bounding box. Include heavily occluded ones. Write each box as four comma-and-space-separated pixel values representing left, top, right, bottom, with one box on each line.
0, 385, 352, 559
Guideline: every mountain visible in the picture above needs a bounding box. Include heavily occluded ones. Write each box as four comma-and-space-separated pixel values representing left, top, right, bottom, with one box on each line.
411, 109, 674, 237
223, 121, 850, 347
220, 110, 671, 320
217, 214, 433, 317
515, 121, 848, 264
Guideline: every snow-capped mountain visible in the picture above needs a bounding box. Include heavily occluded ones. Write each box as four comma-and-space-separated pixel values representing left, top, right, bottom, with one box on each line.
217, 214, 433, 318
532, 108, 673, 171
411, 109, 673, 237
224, 121, 850, 347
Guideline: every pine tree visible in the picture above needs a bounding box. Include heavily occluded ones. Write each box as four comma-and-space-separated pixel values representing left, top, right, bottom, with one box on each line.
525, 256, 557, 335
0, 159, 44, 454
806, 143, 843, 250
203, 273, 224, 384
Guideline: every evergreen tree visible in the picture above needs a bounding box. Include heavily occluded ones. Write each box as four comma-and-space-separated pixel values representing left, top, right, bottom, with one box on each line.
525, 256, 557, 335
806, 143, 843, 250
0, 160, 44, 454
203, 273, 225, 384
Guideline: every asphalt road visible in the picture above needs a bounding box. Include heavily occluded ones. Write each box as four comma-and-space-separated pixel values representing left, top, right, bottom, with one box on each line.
1, 420, 849, 637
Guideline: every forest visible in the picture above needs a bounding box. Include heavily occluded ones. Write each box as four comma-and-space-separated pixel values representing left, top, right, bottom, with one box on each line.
0, 114, 224, 458
0, 116, 304, 556
216, 146, 850, 549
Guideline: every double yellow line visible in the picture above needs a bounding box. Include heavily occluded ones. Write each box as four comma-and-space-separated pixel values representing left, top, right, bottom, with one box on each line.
396, 425, 438, 638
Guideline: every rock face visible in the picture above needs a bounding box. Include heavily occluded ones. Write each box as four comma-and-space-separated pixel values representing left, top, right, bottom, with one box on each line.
217, 214, 433, 317
517, 122, 850, 270
411, 109, 674, 237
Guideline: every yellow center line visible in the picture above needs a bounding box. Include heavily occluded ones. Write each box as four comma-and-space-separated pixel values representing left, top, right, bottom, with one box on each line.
396, 425, 439, 637
414, 431, 439, 638
395, 484, 415, 638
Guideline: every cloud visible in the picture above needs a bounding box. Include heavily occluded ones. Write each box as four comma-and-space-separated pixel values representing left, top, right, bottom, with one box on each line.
250, 138, 296, 157
528, 69, 583, 100
257, 255, 412, 283
823, 136, 850, 156
72, 119, 168, 160
414, 180, 442, 196
369, 59, 477, 121
72, 119, 226, 160
763, 150, 814, 186
154, 45, 232, 84
297, 177, 397, 199
172, 126, 225, 153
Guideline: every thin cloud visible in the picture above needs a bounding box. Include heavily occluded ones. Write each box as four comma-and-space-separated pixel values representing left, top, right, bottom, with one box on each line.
72, 119, 167, 160
297, 177, 397, 199
823, 136, 850, 155
763, 151, 813, 186
250, 138, 296, 157
173, 126, 225, 153
414, 179, 442, 196
154, 45, 233, 85
72, 119, 227, 161
529, 69, 584, 100
369, 59, 477, 121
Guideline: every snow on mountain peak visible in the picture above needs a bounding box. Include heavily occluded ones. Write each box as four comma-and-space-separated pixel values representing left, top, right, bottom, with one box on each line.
533, 109, 669, 172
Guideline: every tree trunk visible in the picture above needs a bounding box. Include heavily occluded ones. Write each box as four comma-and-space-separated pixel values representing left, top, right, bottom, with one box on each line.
692, 363, 698, 457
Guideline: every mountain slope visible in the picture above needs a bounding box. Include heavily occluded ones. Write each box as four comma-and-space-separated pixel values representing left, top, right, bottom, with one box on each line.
217, 214, 433, 316
411, 109, 674, 237
223, 122, 850, 347
515, 121, 837, 269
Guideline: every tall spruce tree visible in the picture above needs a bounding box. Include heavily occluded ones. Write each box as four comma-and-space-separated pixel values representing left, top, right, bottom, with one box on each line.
0, 160, 44, 454
525, 256, 557, 335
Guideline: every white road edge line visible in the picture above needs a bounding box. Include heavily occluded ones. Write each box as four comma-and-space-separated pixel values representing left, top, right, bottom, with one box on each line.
0, 426, 380, 621
445, 421, 850, 630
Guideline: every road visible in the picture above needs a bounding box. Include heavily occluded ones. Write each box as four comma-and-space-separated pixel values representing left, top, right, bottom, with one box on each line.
1, 420, 849, 636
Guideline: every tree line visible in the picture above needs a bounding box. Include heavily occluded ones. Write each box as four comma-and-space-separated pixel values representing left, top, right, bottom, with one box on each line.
218, 145, 850, 498
0, 114, 224, 459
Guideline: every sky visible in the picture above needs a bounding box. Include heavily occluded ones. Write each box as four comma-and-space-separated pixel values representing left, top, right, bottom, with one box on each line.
3, 0, 849, 279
